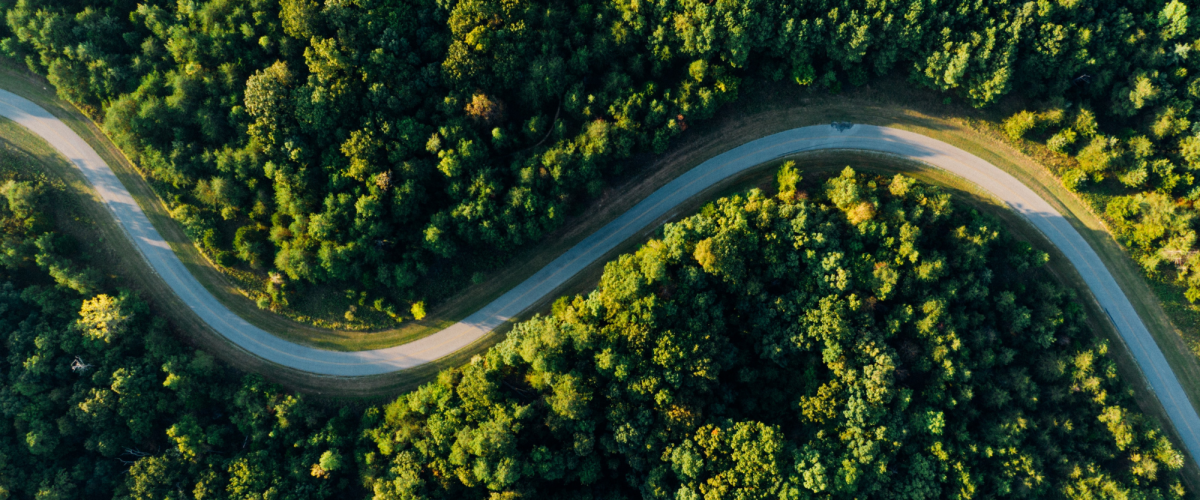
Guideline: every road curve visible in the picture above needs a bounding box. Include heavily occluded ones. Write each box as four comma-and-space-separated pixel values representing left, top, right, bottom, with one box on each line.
2, 89, 1198, 460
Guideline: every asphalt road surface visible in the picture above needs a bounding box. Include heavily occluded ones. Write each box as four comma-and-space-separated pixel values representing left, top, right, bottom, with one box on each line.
2, 89, 1197, 462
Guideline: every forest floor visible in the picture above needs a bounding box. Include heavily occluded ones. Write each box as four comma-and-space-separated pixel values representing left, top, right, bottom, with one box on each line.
4, 59, 1200, 470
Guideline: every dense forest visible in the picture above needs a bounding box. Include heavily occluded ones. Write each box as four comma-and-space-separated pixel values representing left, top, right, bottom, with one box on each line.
358, 168, 1186, 499
2, 0, 1199, 497
0, 164, 1187, 498
4, 0, 1200, 321
0, 165, 358, 498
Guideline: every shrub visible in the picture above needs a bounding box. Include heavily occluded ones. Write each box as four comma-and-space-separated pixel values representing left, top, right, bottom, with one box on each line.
1039, 107, 1066, 127
1004, 111, 1038, 140
1062, 168, 1088, 191
1076, 136, 1123, 176
1118, 164, 1149, 187
775, 161, 801, 200
1047, 129, 1078, 154
1073, 108, 1099, 137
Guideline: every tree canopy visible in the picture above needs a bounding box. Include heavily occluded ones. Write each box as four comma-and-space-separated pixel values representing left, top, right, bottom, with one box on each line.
0, 154, 357, 499
0, 161, 1185, 498
6, 0, 1200, 321
1, 0, 1198, 496
357, 168, 1186, 499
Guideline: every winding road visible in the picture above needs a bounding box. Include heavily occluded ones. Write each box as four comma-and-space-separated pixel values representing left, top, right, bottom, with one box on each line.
2, 89, 1199, 461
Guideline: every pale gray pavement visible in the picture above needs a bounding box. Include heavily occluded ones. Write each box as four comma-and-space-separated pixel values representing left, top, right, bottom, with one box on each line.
2, 88, 1198, 461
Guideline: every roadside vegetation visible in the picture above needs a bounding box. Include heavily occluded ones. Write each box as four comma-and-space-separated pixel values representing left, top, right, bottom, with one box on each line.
0, 164, 1188, 498
0, 141, 357, 499
3, 0, 1197, 334
361, 168, 1191, 498
996, 97, 1200, 356
4, 0, 1200, 494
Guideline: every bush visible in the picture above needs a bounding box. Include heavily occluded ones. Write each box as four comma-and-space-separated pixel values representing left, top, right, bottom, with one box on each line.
1062, 168, 1088, 191
169, 204, 216, 243
214, 250, 236, 267
1004, 110, 1038, 140
775, 161, 801, 200
1106, 195, 1140, 223
1118, 164, 1149, 187
1047, 129, 1077, 154
234, 225, 269, 268
1038, 107, 1066, 127
1076, 136, 1123, 176
1073, 108, 1099, 137
1179, 136, 1200, 168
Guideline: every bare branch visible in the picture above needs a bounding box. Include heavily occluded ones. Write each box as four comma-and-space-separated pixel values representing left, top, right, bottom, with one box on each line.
70, 356, 92, 374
